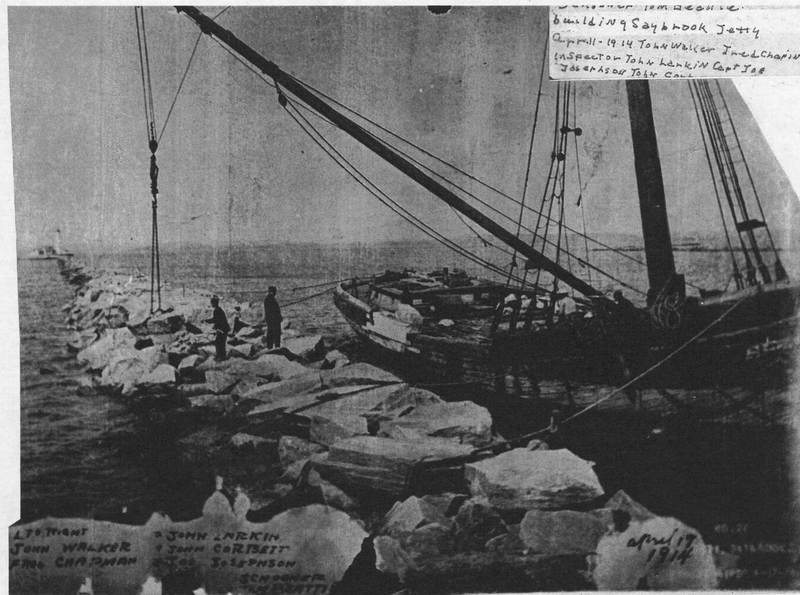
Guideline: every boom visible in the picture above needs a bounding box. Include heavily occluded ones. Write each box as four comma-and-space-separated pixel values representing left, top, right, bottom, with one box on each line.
176, 6, 600, 296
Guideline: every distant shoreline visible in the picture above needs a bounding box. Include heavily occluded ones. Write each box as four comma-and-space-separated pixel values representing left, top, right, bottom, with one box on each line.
18, 235, 797, 256
592, 246, 791, 252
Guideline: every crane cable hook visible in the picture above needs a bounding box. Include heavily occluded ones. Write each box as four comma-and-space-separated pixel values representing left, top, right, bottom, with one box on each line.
148, 127, 161, 313
136, 6, 162, 312
149, 134, 159, 202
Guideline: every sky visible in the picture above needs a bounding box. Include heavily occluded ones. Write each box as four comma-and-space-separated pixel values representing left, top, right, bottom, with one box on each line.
7, 5, 800, 253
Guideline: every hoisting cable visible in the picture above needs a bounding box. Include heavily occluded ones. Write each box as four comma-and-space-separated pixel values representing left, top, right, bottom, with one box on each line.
203, 32, 645, 295
358, 91, 641, 291
206, 34, 517, 267
286, 72, 660, 270
280, 94, 536, 286
206, 31, 570, 286
290, 85, 645, 295
135, 6, 162, 313
288, 73, 705, 294
285, 106, 528, 286
135, 8, 156, 138
285, 69, 706, 294
211, 35, 643, 290
356, 120, 641, 291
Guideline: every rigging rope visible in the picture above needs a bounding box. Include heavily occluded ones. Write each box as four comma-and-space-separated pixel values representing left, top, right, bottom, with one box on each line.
531, 82, 562, 275
688, 81, 741, 289
290, 72, 696, 294
532, 82, 568, 297
405, 291, 751, 486
135, 6, 162, 312
713, 80, 786, 281
572, 83, 592, 287
204, 32, 646, 294
692, 81, 757, 284
508, 38, 549, 286
561, 85, 578, 295
546, 83, 572, 306
294, 94, 646, 295
159, 7, 232, 144
158, 32, 202, 143
212, 6, 231, 20
291, 278, 352, 292
358, 121, 644, 292
450, 208, 488, 247
558, 293, 748, 425
699, 81, 770, 284
282, 286, 336, 307
286, 73, 655, 269
281, 97, 537, 287
563, 226, 574, 292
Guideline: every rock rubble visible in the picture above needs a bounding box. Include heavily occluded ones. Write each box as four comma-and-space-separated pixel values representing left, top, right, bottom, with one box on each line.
57, 261, 717, 592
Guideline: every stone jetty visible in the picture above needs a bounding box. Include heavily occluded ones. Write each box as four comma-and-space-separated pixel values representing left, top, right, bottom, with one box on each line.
55, 261, 719, 592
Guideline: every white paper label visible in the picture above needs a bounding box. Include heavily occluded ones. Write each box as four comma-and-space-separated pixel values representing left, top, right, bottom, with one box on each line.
550, 5, 800, 79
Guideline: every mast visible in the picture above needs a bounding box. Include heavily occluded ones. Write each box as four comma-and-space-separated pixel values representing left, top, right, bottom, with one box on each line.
625, 80, 677, 295
176, 6, 600, 297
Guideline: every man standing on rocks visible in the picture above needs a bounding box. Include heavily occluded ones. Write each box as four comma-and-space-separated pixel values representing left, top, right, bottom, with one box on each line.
263, 285, 283, 348
207, 296, 230, 360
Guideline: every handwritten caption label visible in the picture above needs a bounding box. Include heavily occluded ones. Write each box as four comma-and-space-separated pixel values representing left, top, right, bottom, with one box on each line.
626, 527, 697, 565
9, 505, 367, 594
9, 519, 148, 593
593, 517, 717, 589
550, 5, 800, 79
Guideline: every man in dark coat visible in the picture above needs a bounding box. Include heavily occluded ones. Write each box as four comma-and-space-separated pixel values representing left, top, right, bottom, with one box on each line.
263, 286, 283, 348
207, 296, 230, 360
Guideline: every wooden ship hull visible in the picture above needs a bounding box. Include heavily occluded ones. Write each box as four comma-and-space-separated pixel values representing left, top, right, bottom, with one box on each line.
334, 275, 799, 411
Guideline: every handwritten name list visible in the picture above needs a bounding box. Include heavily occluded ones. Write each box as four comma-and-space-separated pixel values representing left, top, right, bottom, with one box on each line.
9, 505, 367, 594
550, 5, 800, 79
